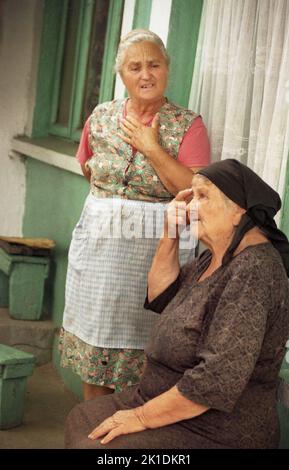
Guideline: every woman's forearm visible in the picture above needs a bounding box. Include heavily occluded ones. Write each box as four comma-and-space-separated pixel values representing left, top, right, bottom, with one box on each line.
145, 144, 194, 195
148, 235, 180, 301
87, 385, 209, 445
135, 385, 209, 429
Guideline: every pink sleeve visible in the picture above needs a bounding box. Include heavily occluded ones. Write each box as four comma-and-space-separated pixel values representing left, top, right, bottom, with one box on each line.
76, 117, 93, 165
177, 116, 211, 168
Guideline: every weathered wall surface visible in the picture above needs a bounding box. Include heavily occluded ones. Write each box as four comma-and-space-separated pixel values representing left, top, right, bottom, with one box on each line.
0, 0, 42, 236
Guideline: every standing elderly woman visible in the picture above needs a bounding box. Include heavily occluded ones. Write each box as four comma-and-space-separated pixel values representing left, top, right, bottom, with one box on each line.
59, 29, 210, 400
65, 160, 289, 449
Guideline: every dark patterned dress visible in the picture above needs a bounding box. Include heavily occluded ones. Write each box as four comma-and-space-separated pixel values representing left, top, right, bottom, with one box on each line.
65, 243, 289, 449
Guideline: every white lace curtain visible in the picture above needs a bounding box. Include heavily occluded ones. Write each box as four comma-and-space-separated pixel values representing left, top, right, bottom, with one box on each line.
189, 0, 289, 202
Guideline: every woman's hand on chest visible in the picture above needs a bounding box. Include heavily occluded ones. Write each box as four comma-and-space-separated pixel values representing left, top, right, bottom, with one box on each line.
118, 114, 161, 157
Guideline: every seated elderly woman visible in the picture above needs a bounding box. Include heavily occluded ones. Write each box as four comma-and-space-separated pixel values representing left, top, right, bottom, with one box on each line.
65, 159, 289, 449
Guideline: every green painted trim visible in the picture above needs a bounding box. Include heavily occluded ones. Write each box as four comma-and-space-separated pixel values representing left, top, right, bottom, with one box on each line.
67, 0, 87, 135
49, 123, 70, 139
34, 0, 124, 140
32, 0, 64, 137
70, 0, 95, 135
48, 0, 94, 138
132, 0, 152, 29
98, 0, 124, 103
49, 0, 88, 136
166, 0, 203, 107
71, 128, 82, 142
50, 0, 69, 125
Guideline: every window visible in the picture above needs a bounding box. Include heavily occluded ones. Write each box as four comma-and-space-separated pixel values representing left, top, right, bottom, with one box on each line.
33, 0, 124, 142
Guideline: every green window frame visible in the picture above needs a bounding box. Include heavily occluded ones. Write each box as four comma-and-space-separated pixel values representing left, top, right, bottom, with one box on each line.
166, 0, 203, 107
132, 0, 152, 29
32, 0, 204, 142
32, 0, 124, 141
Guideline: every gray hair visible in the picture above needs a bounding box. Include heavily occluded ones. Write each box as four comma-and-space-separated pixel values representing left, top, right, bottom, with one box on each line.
115, 29, 170, 74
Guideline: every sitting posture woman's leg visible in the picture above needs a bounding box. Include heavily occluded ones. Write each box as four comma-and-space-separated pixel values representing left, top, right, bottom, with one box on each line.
65, 395, 227, 449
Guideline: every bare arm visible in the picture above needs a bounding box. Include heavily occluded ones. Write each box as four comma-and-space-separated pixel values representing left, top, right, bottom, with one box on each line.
145, 144, 195, 195
119, 115, 198, 195
148, 236, 180, 302
136, 385, 209, 429
148, 188, 193, 301
88, 385, 209, 445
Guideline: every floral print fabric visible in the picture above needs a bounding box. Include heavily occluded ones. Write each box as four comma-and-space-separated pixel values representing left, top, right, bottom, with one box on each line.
59, 328, 146, 392
87, 99, 198, 202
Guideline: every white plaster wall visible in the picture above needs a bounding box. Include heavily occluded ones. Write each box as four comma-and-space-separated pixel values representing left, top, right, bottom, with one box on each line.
149, 0, 172, 45
0, 0, 42, 236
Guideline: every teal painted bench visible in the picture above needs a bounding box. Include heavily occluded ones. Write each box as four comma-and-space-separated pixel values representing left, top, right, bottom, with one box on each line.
0, 238, 52, 320
0, 344, 35, 429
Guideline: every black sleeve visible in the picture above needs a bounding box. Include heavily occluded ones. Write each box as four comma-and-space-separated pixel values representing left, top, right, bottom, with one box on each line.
143, 274, 181, 314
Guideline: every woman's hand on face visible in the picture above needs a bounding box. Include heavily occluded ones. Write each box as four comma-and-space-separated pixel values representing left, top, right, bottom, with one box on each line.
118, 114, 160, 156
165, 188, 194, 238
88, 408, 146, 445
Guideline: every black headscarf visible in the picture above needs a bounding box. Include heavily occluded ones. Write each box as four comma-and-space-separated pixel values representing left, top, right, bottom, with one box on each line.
197, 159, 289, 277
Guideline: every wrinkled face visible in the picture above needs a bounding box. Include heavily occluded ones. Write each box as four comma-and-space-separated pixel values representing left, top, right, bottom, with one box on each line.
187, 176, 243, 245
120, 41, 168, 102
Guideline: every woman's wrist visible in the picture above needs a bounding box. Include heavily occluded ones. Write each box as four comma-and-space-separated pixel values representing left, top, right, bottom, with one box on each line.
134, 405, 153, 430
144, 142, 163, 160
133, 398, 176, 430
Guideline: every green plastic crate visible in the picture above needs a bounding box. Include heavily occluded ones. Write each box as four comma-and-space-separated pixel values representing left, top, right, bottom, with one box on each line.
0, 248, 49, 320
0, 344, 35, 429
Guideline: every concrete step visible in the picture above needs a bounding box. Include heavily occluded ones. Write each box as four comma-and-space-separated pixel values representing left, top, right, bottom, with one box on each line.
0, 308, 55, 365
